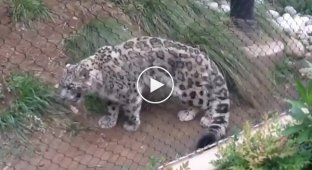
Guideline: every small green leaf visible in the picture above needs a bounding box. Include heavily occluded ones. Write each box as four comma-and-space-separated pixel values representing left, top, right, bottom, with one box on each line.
297, 129, 311, 143
287, 100, 307, 121
295, 80, 306, 101
283, 125, 304, 136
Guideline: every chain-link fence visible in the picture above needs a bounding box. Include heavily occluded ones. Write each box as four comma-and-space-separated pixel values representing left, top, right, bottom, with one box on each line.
0, 0, 312, 169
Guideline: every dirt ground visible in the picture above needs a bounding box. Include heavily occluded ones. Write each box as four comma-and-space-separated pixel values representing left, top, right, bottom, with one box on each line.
0, 0, 290, 169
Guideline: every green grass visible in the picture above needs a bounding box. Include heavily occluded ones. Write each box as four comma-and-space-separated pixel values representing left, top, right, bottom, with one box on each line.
84, 93, 107, 114
7, 0, 52, 25
64, 18, 133, 62
0, 74, 62, 134
0, 73, 68, 166
273, 58, 298, 84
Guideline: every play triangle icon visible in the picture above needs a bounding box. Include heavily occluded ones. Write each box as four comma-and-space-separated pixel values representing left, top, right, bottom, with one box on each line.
150, 78, 164, 93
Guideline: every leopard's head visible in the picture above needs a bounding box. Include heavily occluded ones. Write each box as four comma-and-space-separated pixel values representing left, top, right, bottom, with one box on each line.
58, 63, 92, 103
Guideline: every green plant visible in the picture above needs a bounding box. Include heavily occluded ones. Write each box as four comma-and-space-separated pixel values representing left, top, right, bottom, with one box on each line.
276, 0, 312, 15
0, 74, 68, 166
273, 58, 297, 84
145, 156, 165, 170
284, 80, 312, 144
0, 74, 62, 134
212, 115, 311, 170
84, 93, 107, 114
8, 0, 52, 25
64, 18, 132, 62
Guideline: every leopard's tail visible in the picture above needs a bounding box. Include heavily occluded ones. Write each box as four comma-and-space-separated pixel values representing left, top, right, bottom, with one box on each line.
196, 70, 230, 149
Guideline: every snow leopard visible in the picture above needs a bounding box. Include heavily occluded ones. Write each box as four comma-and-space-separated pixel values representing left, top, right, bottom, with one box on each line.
58, 36, 230, 147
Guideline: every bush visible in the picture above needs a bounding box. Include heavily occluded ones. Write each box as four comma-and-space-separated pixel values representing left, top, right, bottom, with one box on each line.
213, 75, 312, 169
212, 116, 311, 170
276, 0, 312, 15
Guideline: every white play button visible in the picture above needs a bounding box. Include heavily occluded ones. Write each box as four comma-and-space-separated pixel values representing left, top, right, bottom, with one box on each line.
150, 78, 164, 93
136, 66, 174, 104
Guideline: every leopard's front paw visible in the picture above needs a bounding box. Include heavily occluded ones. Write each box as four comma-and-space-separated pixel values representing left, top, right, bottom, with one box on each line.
98, 115, 118, 129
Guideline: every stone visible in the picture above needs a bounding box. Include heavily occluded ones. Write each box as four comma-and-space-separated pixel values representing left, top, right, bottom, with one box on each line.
302, 39, 309, 46
293, 15, 307, 29
306, 52, 312, 58
267, 10, 279, 19
256, 0, 264, 5
276, 13, 301, 35
307, 45, 312, 51
285, 37, 305, 59
207, 2, 219, 11
297, 32, 309, 40
303, 25, 312, 34
284, 6, 297, 16
220, 4, 230, 13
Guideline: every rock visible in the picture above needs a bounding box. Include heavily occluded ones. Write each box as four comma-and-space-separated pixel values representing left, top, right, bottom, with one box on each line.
307, 45, 312, 51
306, 19, 312, 26
306, 52, 312, 58
293, 15, 307, 29
207, 2, 219, 11
301, 16, 310, 25
297, 32, 309, 40
284, 6, 297, 16
302, 39, 309, 46
285, 37, 306, 59
276, 13, 301, 35
255, 0, 264, 5
303, 25, 312, 34
220, 4, 230, 13
267, 10, 280, 19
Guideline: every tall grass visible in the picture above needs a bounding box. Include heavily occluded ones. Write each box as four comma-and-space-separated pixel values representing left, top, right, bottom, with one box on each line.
0, 74, 71, 166
7, 0, 52, 25
0, 74, 62, 134
64, 18, 133, 62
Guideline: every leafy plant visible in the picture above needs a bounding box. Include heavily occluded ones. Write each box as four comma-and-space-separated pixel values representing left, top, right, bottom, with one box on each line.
284, 80, 312, 144
7, 0, 52, 25
212, 115, 311, 170
64, 18, 132, 62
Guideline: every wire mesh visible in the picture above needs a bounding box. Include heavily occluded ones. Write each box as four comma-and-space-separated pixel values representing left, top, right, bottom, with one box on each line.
0, 0, 311, 169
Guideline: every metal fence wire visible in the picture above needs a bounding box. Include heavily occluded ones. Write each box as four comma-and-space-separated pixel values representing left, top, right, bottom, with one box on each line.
0, 0, 311, 169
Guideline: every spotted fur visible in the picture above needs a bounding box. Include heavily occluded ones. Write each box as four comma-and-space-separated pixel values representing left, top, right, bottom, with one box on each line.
58, 36, 230, 147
